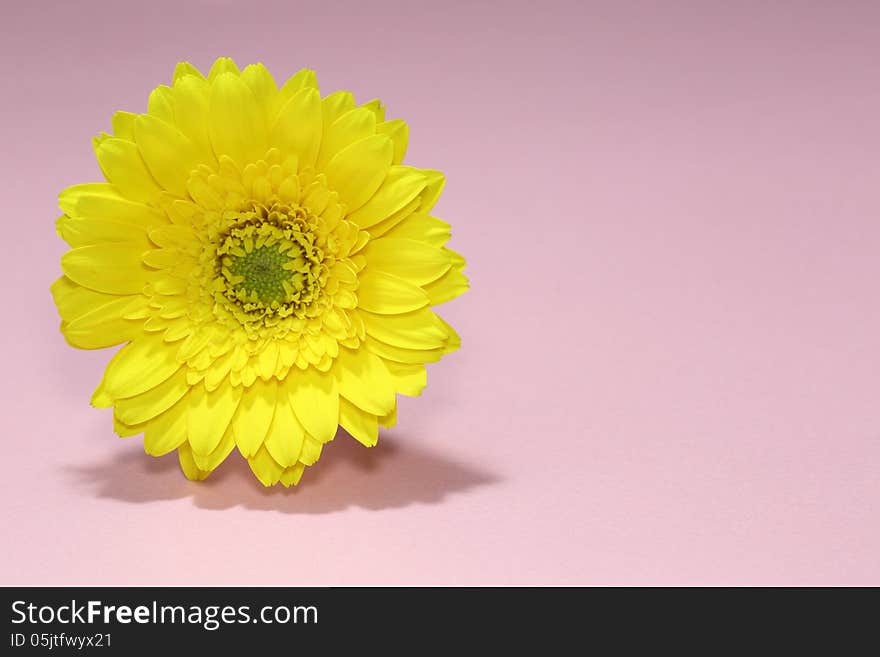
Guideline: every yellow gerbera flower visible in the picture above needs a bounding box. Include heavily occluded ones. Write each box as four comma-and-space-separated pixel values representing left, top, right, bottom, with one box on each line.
51, 57, 468, 487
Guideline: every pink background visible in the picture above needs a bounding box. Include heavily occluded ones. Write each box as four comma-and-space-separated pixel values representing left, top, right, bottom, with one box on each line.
1, 0, 879, 585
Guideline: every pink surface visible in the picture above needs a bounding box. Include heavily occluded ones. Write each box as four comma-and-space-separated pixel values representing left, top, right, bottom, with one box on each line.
1, 0, 879, 585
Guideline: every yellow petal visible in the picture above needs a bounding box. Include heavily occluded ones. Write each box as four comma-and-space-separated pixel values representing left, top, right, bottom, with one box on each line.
163, 320, 192, 343
148, 224, 198, 251
383, 212, 451, 247
100, 331, 181, 399
192, 426, 235, 472
205, 349, 235, 391
186, 171, 223, 210
93, 130, 112, 151
240, 62, 277, 121
171, 74, 213, 159
142, 247, 189, 270
288, 366, 339, 443
346, 166, 426, 229
61, 244, 150, 295
376, 119, 408, 165
321, 90, 355, 126
173, 61, 204, 83
114, 413, 146, 437
316, 107, 376, 171
231, 378, 276, 457
162, 195, 202, 225
176, 327, 213, 362
270, 87, 322, 169
115, 367, 188, 425
247, 445, 284, 486
450, 250, 465, 268
187, 381, 243, 455
361, 99, 385, 122
207, 56, 240, 80
153, 276, 187, 295
360, 195, 421, 239
61, 296, 141, 349
298, 436, 323, 466
264, 382, 305, 467
424, 264, 469, 305
384, 360, 427, 396
275, 68, 318, 115
258, 341, 278, 380
147, 86, 174, 122
111, 111, 136, 140
360, 307, 449, 349
436, 314, 461, 354
333, 347, 395, 416
51, 276, 147, 349
418, 169, 446, 214
378, 405, 397, 428
94, 138, 162, 203
134, 114, 206, 196
56, 215, 150, 248
155, 295, 189, 319
178, 442, 210, 481
325, 135, 393, 213
209, 72, 267, 167
357, 270, 429, 314
143, 394, 189, 456
339, 396, 378, 447
51, 276, 129, 320
279, 463, 305, 487
58, 183, 166, 227
363, 237, 451, 286
364, 336, 444, 364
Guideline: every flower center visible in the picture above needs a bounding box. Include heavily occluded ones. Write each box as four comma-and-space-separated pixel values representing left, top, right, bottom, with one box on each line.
227, 245, 294, 305
211, 203, 326, 329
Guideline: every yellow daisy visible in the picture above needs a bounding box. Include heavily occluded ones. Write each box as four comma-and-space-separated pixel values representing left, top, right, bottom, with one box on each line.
51, 57, 468, 487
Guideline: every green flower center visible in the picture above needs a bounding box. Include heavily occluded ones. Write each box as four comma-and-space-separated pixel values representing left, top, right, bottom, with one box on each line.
228, 245, 294, 305
213, 204, 326, 319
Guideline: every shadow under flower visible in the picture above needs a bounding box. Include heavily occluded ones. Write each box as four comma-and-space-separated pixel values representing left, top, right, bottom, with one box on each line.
69, 433, 498, 514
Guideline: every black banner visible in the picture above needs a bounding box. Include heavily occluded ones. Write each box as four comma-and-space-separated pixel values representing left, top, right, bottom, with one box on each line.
1, 586, 873, 652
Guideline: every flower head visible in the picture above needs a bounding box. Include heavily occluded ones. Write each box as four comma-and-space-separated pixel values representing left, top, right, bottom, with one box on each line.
52, 58, 468, 486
